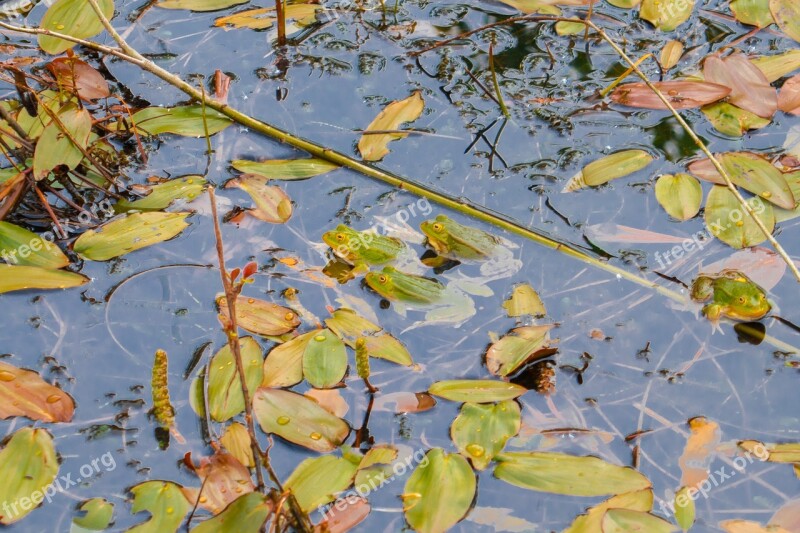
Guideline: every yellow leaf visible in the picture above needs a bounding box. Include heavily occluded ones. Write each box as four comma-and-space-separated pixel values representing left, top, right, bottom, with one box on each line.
358, 91, 425, 162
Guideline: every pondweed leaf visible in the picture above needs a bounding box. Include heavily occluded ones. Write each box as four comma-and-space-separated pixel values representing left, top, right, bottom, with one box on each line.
0, 221, 69, 268
38, 0, 115, 55
0, 360, 74, 422
33, 104, 92, 180
611, 81, 730, 110
502, 283, 546, 317
779, 74, 800, 115
127, 106, 232, 137
0, 265, 89, 294
190, 493, 271, 533
660, 40, 684, 69
451, 401, 521, 470
674, 486, 696, 531
313, 497, 370, 533
428, 379, 527, 403
655, 173, 703, 221
230, 158, 338, 181
214, 4, 320, 30
704, 54, 777, 119
216, 295, 300, 337
0, 428, 59, 524
219, 422, 254, 468
485, 325, 554, 377
156, 0, 248, 11
206, 337, 263, 422
225, 174, 293, 223
302, 328, 348, 389
46, 57, 110, 101
325, 308, 413, 365
739, 440, 800, 463
750, 50, 800, 83
730, 0, 775, 27
704, 185, 775, 248
128, 481, 190, 532
262, 331, 313, 388
71, 498, 114, 533
358, 91, 425, 162
562, 149, 653, 192
73, 212, 190, 261
720, 519, 792, 533
602, 509, 678, 532
564, 490, 653, 532
284, 455, 359, 511
770, 0, 800, 43
702, 102, 771, 136
252, 388, 350, 452
640, 0, 693, 30
114, 176, 206, 213
182, 452, 255, 514
402, 449, 476, 533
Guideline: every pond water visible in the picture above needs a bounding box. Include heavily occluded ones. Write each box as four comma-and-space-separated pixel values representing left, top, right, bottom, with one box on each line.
1, 0, 799, 531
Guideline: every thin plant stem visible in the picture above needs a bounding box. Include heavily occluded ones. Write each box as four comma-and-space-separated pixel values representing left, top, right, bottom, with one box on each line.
276, 0, 286, 46
488, 41, 510, 118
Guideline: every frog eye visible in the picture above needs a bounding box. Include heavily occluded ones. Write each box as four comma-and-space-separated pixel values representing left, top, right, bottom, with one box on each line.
432, 223, 443, 232
378, 275, 388, 284
335, 233, 345, 242
738, 296, 746, 304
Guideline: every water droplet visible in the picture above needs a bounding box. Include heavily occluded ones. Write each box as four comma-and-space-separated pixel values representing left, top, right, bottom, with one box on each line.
0, 371, 15, 381
187, 178, 194, 184
199, 496, 207, 503
56, 24, 65, 30
284, 312, 294, 321
166, 507, 174, 514
277, 416, 290, 425
310, 432, 322, 440
46, 394, 61, 403
466, 444, 485, 457
247, 298, 255, 304
314, 334, 326, 342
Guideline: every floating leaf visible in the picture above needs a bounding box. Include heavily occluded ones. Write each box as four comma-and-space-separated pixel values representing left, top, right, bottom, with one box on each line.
313, 497, 370, 533
660, 40, 684, 69
0, 428, 59, 524
128, 481, 191, 533
674, 486, 695, 531
655, 173, 703, 221
225, 174, 292, 223
216, 295, 300, 337
71, 498, 114, 532
253, 388, 349, 452
128, 106, 233, 137
0, 221, 68, 268
428, 379, 527, 403
770, 0, 800, 43
640, 0, 694, 31
485, 325, 554, 377
721, 520, 792, 533
739, 440, 800, 463
358, 92, 425, 162
731, 0, 775, 27
564, 490, 653, 532
402, 449, 476, 533
555, 20, 585, 35
770, 498, 800, 531
183, 452, 255, 515
778, 74, 800, 115
751, 50, 800, 82
214, 4, 320, 30
702, 102, 771, 136
374, 391, 437, 414
602, 509, 678, 532
262, 331, 314, 388
46, 57, 110, 101
606, 0, 641, 6
325, 308, 413, 366
502, 284, 546, 317
451, 401, 521, 470
0, 265, 89, 294
611, 81, 731, 110
33, 104, 92, 179
115, 176, 207, 212
285, 456, 359, 512
157, 0, 248, 11
38, 0, 115, 55
303, 329, 348, 389
679, 417, 720, 488
219, 422, 254, 468
562, 150, 653, 192
704, 54, 777, 118
704, 185, 775, 248
230, 158, 339, 181
305, 388, 350, 418
207, 337, 263, 422
73, 212, 190, 261
191, 493, 271, 533
493, 452, 651, 496
689, 152, 795, 209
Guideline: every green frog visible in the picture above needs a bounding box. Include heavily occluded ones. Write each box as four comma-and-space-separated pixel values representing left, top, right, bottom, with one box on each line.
690, 269, 771, 323
364, 266, 475, 327
322, 225, 409, 280
419, 215, 521, 280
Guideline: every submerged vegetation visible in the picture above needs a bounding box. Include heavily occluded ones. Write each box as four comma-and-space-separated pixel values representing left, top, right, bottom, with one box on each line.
0, 0, 799, 531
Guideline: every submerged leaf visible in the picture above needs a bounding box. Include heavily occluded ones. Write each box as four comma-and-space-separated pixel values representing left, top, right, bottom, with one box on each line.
73, 212, 191, 261
562, 150, 653, 192
38, 0, 115, 55
285, 456, 359, 511
451, 401, 521, 470
225, 174, 292, 223
654, 173, 703, 221
0, 265, 89, 294
428, 379, 527, 403
704, 185, 775, 248
402, 449, 476, 533
0, 360, 74, 422
0, 221, 69, 268
191, 493, 271, 533
231, 158, 339, 181
358, 92, 425, 161
128, 481, 191, 533
611, 81, 731, 110
207, 337, 263, 422
679, 417, 720, 489
0, 428, 59, 524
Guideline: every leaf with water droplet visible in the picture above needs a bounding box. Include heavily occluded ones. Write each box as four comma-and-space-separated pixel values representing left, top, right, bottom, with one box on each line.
38, 0, 115, 54
703, 185, 776, 249
128, 481, 191, 532
451, 401, 521, 470
206, 337, 263, 422
71, 498, 114, 533
0, 360, 74, 422
302, 328, 347, 389
216, 295, 300, 337
182, 452, 255, 515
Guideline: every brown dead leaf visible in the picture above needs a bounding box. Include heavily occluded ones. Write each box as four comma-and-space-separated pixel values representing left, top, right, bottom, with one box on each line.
779, 74, 800, 115
585, 223, 687, 244
373, 391, 436, 413
305, 388, 350, 417
225, 174, 293, 224
611, 81, 731, 110
720, 519, 791, 533
313, 497, 370, 533
182, 452, 255, 515
0, 361, 75, 422
46, 57, 110, 101
704, 54, 778, 118
679, 416, 720, 489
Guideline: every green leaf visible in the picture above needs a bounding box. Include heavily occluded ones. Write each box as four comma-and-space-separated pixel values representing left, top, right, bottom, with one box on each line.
702, 102, 771, 137
770, 0, 800, 43
654, 173, 703, 221
485, 325, 554, 377
674, 486, 695, 531
262, 331, 313, 388
207, 337, 263, 422
73, 212, 191, 261
451, 401, 521, 470
157, 0, 248, 11
731, 0, 774, 27
602, 509, 678, 532
750, 50, 800, 82
640, 0, 694, 30
71, 498, 114, 532
128, 106, 233, 137
216, 295, 300, 337
555, 20, 585, 35
33, 105, 92, 180
563, 150, 653, 192
128, 481, 191, 533
231, 158, 339, 181
38, 0, 115, 55
224, 175, 292, 223
115, 176, 207, 213
0, 265, 89, 294
325, 308, 413, 366
190, 493, 271, 533
253, 388, 350, 452
402, 449, 476, 533
285, 456, 359, 511
0, 221, 68, 268
502, 283, 546, 317
303, 329, 348, 389
564, 490, 653, 532
606, 0, 640, 7
0, 428, 59, 524
428, 380, 527, 403
494, 451, 651, 496
704, 185, 775, 249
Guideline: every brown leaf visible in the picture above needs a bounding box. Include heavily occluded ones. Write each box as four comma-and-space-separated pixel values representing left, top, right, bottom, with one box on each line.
678, 417, 720, 489
585, 223, 686, 244
611, 81, 731, 109
0, 361, 74, 422
704, 54, 777, 118
720, 519, 791, 533
770, 498, 800, 532
779, 74, 800, 115
313, 497, 370, 533
305, 388, 350, 417
373, 391, 436, 413
182, 452, 255, 515
46, 57, 110, 101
